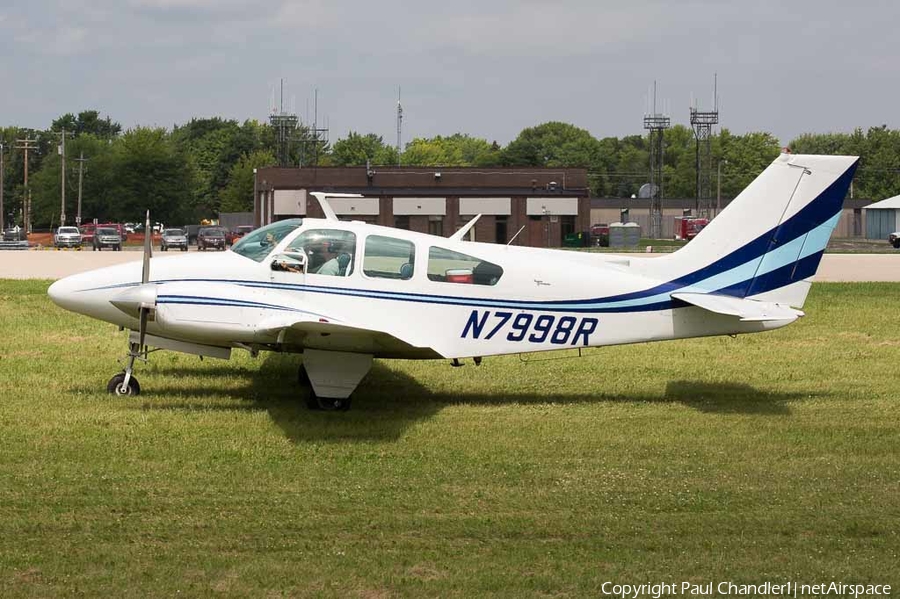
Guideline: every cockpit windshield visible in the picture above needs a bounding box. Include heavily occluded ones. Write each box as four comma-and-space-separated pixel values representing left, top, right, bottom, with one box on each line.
231, 219, 303, 262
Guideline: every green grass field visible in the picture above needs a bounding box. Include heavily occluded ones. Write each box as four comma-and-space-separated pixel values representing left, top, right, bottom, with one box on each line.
1, 281, 898, 597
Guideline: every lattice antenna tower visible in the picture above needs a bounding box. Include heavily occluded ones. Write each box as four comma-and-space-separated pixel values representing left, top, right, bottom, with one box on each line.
690, 74, 720, 216
268, 78, 299, 167
396, 87, 403, 166
301, 88, 329, 167
643, 81, 670, 239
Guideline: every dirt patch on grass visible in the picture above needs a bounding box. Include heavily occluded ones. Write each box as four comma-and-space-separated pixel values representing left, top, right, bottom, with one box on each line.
11, 567, 42, 584
406, 563, 448, 581
3, 350, 44, 358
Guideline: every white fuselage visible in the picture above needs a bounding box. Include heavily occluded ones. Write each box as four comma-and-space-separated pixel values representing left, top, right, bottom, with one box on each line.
48, 219, 787, 360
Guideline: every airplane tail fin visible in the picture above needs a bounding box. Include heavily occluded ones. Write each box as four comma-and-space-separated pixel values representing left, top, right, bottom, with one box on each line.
643, 153, 858, 309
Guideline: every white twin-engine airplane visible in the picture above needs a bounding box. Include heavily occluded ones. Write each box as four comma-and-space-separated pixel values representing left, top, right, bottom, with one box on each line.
49, 153, 858, 410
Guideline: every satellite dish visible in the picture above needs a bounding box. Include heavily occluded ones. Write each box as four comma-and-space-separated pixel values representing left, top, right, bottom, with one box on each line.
638, 183, 659, 199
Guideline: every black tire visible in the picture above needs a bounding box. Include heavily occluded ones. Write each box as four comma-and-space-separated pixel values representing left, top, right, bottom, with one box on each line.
116, 245, 122, 251
316, 394, 351, 411
893, 242, 900, 249
298, 366, 319, 409
182, 247, 188, 252
298, 364, 312, 387
107, 372, 141, 396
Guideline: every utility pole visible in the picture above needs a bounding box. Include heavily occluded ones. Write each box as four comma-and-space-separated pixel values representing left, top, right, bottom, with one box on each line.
0, 142, 5, 232
56, 129, 74, 225
74, 152, 88, 226
15, 137, 38, 235
716, 159, 727, 216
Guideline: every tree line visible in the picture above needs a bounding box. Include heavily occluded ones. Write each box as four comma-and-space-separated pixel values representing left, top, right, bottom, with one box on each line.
1, 110, 897, 229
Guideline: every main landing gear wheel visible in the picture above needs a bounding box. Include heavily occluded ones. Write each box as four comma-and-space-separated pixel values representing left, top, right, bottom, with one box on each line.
107, 372, 141, 396
298, 365, 319, 410
298, 364, 352, 411
316, 395, 351, 411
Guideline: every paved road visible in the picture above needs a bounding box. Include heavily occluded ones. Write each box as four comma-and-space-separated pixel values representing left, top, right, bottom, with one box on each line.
1, 249, 898, 282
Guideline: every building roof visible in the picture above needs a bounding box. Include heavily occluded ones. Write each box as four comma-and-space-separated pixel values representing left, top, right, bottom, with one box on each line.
865, 195, 900, 210
590, 197, 874, 210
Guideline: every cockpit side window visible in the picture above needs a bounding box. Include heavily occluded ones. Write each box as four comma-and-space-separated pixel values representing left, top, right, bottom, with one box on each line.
232, 219, 303, 262
427, 247, 503, 285
287, 229, 357, 276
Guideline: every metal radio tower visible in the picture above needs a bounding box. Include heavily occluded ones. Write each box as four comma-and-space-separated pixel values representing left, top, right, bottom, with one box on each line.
396, 87, 403, 166
304, 89, 329, 167
643, 81, 670, 239
690, 75, 720, 217
269, 79, 299, 167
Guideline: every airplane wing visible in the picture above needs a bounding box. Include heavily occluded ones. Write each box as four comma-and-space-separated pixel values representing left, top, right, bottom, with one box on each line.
671, 292, 804, 322
256, 314, 443, 358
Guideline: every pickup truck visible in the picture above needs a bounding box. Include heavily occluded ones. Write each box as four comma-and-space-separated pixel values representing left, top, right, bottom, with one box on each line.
54, 226, 83, 248
890, 231, 899, 249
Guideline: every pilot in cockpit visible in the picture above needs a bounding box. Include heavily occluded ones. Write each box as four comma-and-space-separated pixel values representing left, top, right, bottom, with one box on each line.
315, 242, 343, 276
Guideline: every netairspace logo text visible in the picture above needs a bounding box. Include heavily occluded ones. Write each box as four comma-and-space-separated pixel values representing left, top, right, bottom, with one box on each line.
600, 581, 891, 598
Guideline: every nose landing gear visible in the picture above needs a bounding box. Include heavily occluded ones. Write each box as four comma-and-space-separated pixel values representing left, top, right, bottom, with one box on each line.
107, 341, 147, 396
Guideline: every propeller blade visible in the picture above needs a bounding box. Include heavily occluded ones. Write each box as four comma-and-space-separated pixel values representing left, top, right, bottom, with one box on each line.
142, 210, 152, 285
138, 306, 148, 351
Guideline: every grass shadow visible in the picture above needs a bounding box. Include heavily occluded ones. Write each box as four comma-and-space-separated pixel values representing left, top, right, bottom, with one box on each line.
127, 356, 443, 444
71, 358, 817, 445
419, 379, 813, 415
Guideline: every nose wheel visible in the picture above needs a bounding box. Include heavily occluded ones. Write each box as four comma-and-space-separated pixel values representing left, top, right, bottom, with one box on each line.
107, 372, 141, 396
108, 341, 146, 396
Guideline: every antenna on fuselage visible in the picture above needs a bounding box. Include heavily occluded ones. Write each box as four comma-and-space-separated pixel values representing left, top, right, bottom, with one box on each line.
507, 225, 525, 246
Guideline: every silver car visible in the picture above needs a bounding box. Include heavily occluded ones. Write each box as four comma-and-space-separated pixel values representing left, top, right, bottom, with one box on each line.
93, 227, 122, 251
54, 226, 83, 248
160, 228, 188, 252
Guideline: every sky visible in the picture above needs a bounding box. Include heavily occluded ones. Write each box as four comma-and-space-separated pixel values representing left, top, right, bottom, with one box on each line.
1, 0, 897, 146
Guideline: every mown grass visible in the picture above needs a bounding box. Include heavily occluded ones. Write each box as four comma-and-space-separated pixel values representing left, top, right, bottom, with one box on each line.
0, 281, 898, 597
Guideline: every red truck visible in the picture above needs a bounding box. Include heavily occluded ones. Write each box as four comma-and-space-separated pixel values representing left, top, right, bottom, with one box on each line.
674, 217, 709, 241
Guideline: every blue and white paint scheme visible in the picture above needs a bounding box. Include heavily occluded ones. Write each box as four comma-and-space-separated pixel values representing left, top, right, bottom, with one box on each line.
48, 153, 858, 410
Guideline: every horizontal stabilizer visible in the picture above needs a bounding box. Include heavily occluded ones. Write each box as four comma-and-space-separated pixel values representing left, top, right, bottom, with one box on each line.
671, 292, 804, 322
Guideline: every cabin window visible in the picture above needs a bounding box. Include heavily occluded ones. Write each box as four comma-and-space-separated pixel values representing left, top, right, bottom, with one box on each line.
363, 235, 415, 280
427, 247, 503, 286
286, 229, 357, 276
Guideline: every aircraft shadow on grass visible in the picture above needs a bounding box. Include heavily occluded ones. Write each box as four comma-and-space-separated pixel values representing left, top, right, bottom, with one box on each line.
76, 354, 823, 443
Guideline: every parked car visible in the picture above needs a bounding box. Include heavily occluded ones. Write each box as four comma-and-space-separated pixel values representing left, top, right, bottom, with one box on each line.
54, 226, 83, 248
197, 227, 227, 251
79, 223, 96, 245
226, 225, 255, 245
3, 226, 26, 242
160, 228, 189, 252
93, 227, 122, 251
890, 231, 899, 248
98, 222, 127, 242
